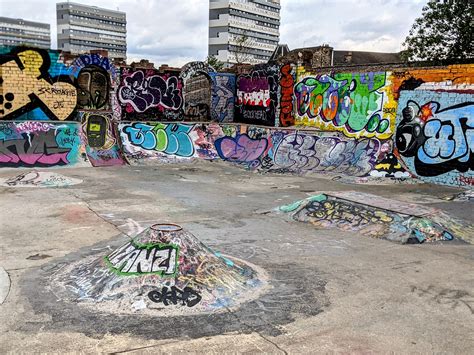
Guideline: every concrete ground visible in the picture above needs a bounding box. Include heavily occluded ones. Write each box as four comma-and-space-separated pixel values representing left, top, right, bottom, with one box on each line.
0, 161, 473, 354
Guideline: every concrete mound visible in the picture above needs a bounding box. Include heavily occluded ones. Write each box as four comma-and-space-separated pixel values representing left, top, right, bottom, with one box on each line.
51, 224, 268, 315
276, 193, 469, 244
0, 171, 82, 188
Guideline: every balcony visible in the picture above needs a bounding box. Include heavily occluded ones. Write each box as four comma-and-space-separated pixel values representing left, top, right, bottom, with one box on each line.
209, 14, 230, 28
209, 32, 229, 45
229, 18, 279, 36
230, 1, 280, 20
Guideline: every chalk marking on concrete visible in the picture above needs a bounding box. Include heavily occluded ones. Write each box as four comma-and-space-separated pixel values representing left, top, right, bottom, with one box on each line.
64, 226, 94, 232
0, 267, 11, 305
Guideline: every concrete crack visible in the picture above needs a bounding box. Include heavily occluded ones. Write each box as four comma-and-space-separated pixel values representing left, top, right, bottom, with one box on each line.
107, 340, 178, 354
69, 192, 133, 240
224, 306, 288, 354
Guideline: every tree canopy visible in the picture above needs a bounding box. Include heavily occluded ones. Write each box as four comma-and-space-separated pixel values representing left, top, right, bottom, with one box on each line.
401, 0, 473, 63
206, 55, 225, 71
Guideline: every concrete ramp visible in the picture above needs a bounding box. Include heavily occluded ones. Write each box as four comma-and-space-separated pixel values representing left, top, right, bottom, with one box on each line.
51, 224, 268, 315
276, 192, 472, 244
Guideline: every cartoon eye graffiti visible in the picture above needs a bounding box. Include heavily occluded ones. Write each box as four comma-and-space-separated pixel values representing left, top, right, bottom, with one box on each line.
396, 101, 425, 157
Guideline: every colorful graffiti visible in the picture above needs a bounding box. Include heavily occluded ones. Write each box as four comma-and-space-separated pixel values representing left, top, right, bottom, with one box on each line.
279, 64, 295, 127
192, 123, 223, 159
0, 47, 77, 121
294, 71, 393, 139
81, 112, 124, 166
278, 194, 455, 244
215, 134, 268, 163
0, 44, 472, 188
235, 64, 279, 126
265, 132, 380, 176
0, 122, 88, 167
118, 68, 184, 120
120, 122, 195, 158
396, 91, 473, 186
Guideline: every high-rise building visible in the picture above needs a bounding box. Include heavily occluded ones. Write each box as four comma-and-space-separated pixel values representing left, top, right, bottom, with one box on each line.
208, 0, 280, 66
0, 17, 50, 48
56, 2, 127, 60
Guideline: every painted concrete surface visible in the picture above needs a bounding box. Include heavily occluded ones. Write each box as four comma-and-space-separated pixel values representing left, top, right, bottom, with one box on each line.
0, 162, 473, 353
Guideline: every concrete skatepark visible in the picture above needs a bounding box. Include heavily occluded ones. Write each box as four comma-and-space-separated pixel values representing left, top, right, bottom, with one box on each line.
0, 162, 473, 353
0, 45, 473, 352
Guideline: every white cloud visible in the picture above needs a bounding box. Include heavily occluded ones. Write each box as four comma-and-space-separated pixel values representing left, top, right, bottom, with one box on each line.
0, 0, 427, 66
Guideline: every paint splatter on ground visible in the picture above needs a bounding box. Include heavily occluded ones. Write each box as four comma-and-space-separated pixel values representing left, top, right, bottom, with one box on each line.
0, 171, 83, 188
442, 190, 474, 202
50, 224, 269, 315
331, 175, 421, 186
275, 193, 472, 244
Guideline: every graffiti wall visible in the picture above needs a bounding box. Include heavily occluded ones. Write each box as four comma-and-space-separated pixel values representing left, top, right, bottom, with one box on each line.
119, 121, 381, 177
118, 68, 184, 121
395, 90, 473, 187
0, 121, 89, 167
0, 44, 472, 187
235, 64, 279, 126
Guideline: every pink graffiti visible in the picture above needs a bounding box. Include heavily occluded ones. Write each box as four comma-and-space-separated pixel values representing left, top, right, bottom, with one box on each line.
15, 122, 54, 134
238, 77, 269, 93
0, 152, 69, 165
215, 134, 268, 162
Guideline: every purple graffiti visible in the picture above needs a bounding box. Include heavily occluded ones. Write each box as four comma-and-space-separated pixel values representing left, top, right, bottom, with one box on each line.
118, 71, 183, 113
215, 134, 268, 162
272, 132, 380, 176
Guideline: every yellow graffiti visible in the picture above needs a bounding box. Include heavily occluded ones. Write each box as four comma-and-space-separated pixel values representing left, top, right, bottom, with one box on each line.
1, 49, 77, 120
294, 67, 397, 140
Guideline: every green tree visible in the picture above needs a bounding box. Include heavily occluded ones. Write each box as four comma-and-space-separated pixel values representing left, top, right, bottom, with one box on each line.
401, 0, 473, 63
206, 55, 225, 71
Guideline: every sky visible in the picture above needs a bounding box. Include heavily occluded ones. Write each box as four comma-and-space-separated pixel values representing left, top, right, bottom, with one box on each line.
0, 0, 428, 66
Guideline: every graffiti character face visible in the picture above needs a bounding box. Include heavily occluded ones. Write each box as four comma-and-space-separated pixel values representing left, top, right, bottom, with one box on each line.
396, 102, 424, 157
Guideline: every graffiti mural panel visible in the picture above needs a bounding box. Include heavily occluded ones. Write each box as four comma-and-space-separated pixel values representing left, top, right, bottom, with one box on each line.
396, 90, 473, 187
261, 131, 381, 176
210, 73, 235, 123
118, 68, 184, 121
0, 121, 89, 167
0, 47, 78, 121
191, 123, 224, 159
119, 122, 196, 162
81, 112, 125, 166
294, 70, 395, 139
235, 64, 279, 126
279, 64, 295, 127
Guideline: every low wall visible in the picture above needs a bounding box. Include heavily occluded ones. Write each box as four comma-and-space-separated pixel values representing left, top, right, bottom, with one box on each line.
118, 122, 389, 177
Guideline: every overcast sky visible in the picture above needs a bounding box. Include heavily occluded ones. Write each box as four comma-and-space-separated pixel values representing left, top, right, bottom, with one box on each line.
1, 0, 427, 66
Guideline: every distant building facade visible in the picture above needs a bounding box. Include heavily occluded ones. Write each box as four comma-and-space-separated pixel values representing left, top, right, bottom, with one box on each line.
276, 45, 402, 69
0, 17, 50, 48
56, 2, 127, 60
209, 0, 280, 67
